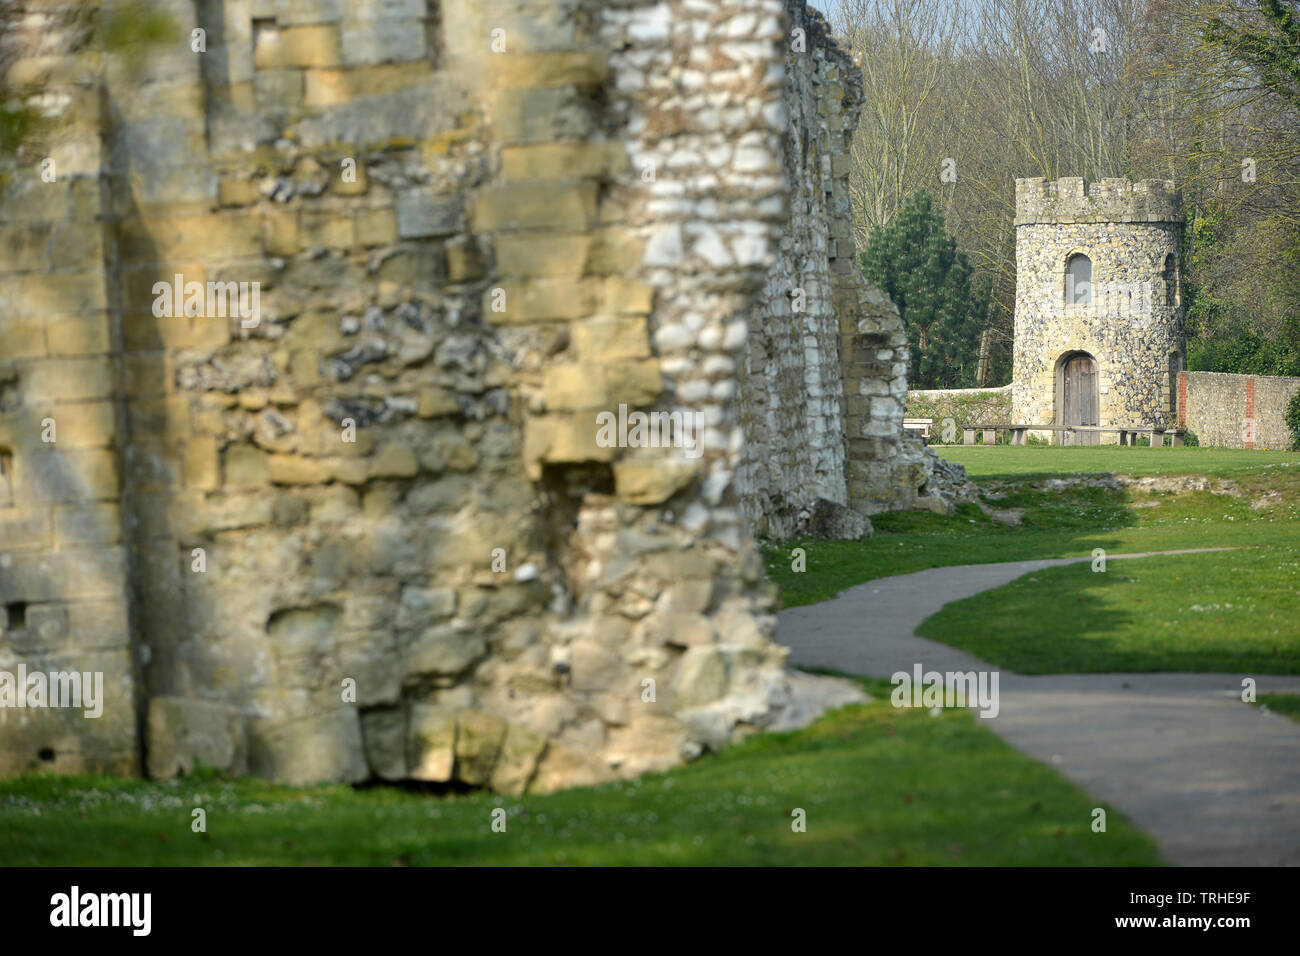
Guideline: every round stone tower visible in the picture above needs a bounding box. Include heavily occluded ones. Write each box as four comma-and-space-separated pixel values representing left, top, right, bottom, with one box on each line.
1011, 177, 1186, 443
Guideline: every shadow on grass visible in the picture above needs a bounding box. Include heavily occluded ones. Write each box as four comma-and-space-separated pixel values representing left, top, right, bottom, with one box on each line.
765, 489, 1143, 608
915, 549, 1300, 674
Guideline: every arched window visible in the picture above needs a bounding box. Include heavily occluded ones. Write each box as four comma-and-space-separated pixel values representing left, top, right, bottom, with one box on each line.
1065, 253, 1092, 305
1163, 254, 1178, 307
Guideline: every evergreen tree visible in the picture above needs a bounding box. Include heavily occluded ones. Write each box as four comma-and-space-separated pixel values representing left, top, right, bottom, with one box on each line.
859, 191, 993, 389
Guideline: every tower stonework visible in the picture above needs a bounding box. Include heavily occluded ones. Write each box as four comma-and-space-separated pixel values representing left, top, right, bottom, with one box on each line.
1012, 177, 1186, 441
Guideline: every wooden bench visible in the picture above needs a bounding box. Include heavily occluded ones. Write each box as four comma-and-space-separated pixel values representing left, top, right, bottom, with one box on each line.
957, 424, 1187, 447
1068, 425, 1187, 447
903, 417, 933, 439
961, 424, 1036, 445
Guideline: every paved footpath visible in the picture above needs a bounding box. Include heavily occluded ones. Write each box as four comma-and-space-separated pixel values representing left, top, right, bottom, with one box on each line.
778, 550, 1300, 866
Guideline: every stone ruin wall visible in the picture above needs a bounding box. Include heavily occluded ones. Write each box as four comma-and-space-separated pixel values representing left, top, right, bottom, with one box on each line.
1012, 177, 1186, 442
736, 0, 912, 538
0, 0, 901, 792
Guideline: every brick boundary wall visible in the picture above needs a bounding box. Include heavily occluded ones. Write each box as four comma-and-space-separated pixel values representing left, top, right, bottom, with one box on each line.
1178, 370, 1300, 450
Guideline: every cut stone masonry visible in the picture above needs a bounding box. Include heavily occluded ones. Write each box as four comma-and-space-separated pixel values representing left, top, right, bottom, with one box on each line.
0, 0, 937, 792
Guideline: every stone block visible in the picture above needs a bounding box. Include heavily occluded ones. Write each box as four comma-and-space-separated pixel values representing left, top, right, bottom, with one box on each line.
21, 358, 114, 402
254, 68, 307, 108
224, 444, 271, 486
602, 277, 655, 314
147, 697, 248, 778
274, 0, 347, 25
395, 189, 461, 239
444, 236, 485, 282
263, 208, 301, 256
500, 141, 624, 180
368, 443, 418, 478
494, 232, 590, 276
304, 211, 355, 250
489, 724, 547, 796
528, 741, 613, 794
673, 647, 729, 709
340, 17, 427, 65
522, 413, 617, 477
254, 24, 343, 69
604, 360, 661, 405
407, 625, 486, 677
613, 460, 699, 505
247, 709, 369, 785
472, 182, 598, 232
183, 436, 220, 490
356, 207, 398, 246
0, 318, 46, 359
408, 703, 456, 781
123, 213, 264, 263
302, 62, 431, 105
53, 502, 121, 546
486, 276, 599, 323
219, 178, 260, 207
543, 364, 609, 410
453, 710, 507, 786
15, 448, 119, 504
569, 639, 622, 692
489, 52, 607, 90
268, 454, 328, 484
45, 316, 110, 356
360, 705, 408, 780
573, 315, 650, 360
0, 509, 51, 551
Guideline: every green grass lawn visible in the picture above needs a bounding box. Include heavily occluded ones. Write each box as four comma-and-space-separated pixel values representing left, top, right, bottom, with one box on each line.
914, 546, 1300, 674
766, 446, 1300, 608
939, 445, 1299, 480
0, 682, 1160, 866
9, 446, 1289, 867
1257, 694, 1300, 723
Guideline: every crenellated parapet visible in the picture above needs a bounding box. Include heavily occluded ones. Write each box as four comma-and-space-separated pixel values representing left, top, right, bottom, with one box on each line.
1015, 177, 1183, 225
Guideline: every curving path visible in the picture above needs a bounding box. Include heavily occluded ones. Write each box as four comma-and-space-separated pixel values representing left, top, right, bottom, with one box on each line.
778, 549, 1300, 866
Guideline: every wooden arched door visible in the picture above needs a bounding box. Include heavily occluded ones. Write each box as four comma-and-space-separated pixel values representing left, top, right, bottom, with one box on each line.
1060, 353, 1099, 445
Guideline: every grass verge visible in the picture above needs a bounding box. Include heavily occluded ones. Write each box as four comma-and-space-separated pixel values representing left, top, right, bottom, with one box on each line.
914, 547, 1300, 674
939, 445, 1299, 480
1257, 694, 1300, 724
0, 681, 1159, 867
766, 448, 1300, 608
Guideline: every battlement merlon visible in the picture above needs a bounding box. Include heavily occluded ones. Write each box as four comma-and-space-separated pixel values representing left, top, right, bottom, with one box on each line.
1015, 177, 1183, 225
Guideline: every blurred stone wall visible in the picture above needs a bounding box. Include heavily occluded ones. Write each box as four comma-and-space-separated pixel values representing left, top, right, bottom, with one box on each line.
736, 0, 913, 537
0, 0, 903, 791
